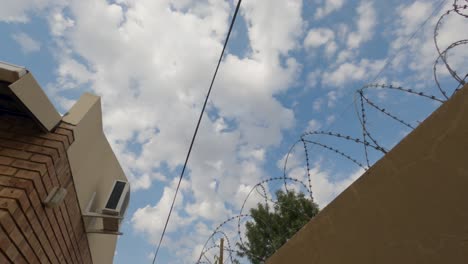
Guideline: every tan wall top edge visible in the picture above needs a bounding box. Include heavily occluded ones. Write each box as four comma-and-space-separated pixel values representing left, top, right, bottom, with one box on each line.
62, 93, 103, 127
8, 73, 61, 131
0, 61, 27, 83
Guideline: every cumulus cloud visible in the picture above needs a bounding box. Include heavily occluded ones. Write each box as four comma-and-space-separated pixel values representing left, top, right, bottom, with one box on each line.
304, 27, 337, 57
48, 11, 75, 36
11, 32, 41, 53
304, 28, 335, 48
279, 154, 365, 207
41, 0, 305, 261
0, 0, 61, 22
322, 58, 385, 87
132, 179, 192, 243
309, 166, 365, 207
306, 119, 322, 132
314, 0, 345, 20
390, 1, 468, 81
347, 1, 377, 49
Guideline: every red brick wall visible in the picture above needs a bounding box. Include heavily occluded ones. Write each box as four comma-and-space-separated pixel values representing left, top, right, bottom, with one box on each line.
0, 113, 92, 264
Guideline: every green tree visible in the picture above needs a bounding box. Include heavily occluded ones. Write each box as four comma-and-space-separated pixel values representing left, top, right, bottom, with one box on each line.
237, 190, 319, 263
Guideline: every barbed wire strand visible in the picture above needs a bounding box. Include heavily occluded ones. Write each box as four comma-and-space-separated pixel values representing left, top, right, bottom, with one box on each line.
195, 0, 468, 262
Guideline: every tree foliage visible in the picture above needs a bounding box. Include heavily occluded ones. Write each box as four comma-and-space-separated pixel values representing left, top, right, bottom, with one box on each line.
237, 190, 319, 263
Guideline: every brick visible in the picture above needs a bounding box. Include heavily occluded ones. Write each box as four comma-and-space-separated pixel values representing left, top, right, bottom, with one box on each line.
42, 141, 65, 159
0, 176, 33, 195
10, 160, 47, 176
0, 188, 30, 212
14, 170, 47, 200
0, 148, 32, 160
11, 134, 45, 145
57, 122, 75, 131
5, 244, 20, 263
23, 247, 37, 262
10, 210, 42, 264
54, 128, 74, 145
55, 158, 72, 185
0, 226, 10, 249
0, 165, 17, 176
25, 145, 59, 162
59, 206, 83, 263
24, 207, 58, 264
28, 191, 44, 212
29, 154, 58, 186
0, 156, 13, 166
11, 253, 28, 264
0, 116, 90, 264
0, 227, 22, 262
0, 198, 17, 214
42, 175, 54, 195
0, 210, 15, 234
8, 227, 22, 247
33, 206, 62, 263
44, 209, 72, 263
37, 133, 70, 149
19, 243, 39, 264
35, 246, 50, 263
0, 138, 27, 150
0, 250, 9, 263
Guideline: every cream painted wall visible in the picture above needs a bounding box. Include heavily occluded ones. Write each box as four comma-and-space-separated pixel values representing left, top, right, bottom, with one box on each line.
267, 85, 468, 264
64, 93, 128, 264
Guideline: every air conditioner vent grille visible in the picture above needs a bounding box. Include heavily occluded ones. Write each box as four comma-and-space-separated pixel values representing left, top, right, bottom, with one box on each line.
105, 181, 126, 210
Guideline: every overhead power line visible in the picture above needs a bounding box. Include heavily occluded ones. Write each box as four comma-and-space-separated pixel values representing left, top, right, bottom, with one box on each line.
150, 1, 243, 263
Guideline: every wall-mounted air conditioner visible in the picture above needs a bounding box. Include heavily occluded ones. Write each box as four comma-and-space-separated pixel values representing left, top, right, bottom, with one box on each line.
102, 180, 130, 232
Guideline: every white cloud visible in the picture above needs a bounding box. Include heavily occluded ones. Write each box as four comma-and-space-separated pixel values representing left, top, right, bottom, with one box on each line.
309, 166, 365, 207
11, 32, 41, 53
130, 172, 166, 191
322, 58, 385, 87
304, 28, 335, 48
306, 119, 321, 132
242, 0, 304, 62
347, 1, 377, 49
313, 98, 323, 111
0, 0, 61, 22
304, 27, 337, 57
279, 157, 365, 208
306, 70, 322, 89
49, 11, 75, 36
42, 0, 305, 261
394, 1, 433, 42
326, 115, 336, 125
132, 179, 192, 243
314, 0, 345, 20
390, 1, 468, 81
327, 91, 338, 107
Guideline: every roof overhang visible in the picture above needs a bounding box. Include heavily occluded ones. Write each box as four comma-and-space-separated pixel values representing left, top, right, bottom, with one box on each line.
0, 61, 61, 131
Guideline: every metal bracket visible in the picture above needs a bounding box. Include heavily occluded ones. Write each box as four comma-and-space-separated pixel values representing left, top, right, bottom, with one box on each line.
85, 229, 123, 236
82, 212, 123, 219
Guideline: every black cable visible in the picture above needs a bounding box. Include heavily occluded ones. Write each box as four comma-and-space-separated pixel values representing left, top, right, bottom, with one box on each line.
150, 1, 242, 263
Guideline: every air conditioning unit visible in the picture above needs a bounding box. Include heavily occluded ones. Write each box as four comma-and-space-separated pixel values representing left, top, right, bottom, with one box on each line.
102, 180, 130, 231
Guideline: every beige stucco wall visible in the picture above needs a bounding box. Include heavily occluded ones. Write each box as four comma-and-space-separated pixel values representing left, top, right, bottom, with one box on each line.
64, 93, 128, 264
267, 85, 468, 264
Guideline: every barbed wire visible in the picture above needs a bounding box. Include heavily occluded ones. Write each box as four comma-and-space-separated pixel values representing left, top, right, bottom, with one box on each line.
195, 1, 467, 263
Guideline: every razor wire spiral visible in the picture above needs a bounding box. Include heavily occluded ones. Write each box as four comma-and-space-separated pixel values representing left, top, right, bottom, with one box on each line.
196, 1, 467, 263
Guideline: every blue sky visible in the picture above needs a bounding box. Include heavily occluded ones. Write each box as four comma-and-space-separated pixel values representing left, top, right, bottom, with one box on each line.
1, 0, 467, 263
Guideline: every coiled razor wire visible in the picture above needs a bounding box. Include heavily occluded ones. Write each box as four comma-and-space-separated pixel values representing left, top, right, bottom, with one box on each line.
196, 1, 467, 262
